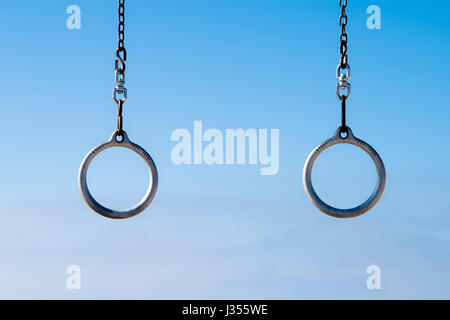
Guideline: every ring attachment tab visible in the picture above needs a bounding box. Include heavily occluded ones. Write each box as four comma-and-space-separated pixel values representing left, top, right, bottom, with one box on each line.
303, 126, 385, 218
78, 130, 158, 219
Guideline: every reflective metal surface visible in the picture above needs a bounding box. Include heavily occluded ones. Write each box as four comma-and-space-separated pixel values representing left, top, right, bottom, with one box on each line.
303, 126, 385, 218
79, 130, 158, 219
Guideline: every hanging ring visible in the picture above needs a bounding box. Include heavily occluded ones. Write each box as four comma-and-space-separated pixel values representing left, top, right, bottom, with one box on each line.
78, 130, 158, 219
303, 126, 386, 218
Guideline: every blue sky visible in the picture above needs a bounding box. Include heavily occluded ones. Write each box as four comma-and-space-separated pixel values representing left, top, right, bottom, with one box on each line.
1, 0, 450, 299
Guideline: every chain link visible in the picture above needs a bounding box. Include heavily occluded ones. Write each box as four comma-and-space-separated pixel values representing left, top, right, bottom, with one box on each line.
113, 0, 127, 135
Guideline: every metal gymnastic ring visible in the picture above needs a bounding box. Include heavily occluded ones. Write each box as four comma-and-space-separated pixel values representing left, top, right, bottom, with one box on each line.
303, 126, 386, 218
78, 130, 158, 219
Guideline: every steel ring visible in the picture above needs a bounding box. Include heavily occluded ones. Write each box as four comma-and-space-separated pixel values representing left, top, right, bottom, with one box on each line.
78, 130, 158, 219
303, 126, 386, 218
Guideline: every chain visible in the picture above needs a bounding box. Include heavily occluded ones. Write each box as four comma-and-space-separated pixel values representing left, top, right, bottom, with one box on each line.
336, 0, 351, 134
113, 0, 127, 136
339, 0, 348, 69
